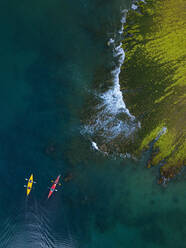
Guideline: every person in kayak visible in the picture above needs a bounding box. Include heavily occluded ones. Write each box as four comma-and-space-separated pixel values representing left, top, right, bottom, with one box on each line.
48, 175, 61, 199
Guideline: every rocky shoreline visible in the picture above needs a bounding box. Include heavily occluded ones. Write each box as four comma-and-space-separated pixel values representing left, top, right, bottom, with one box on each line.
80, 0, 185, 184
120, 0, 186, 183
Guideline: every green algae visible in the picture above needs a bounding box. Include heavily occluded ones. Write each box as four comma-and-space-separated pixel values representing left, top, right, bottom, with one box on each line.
139, 124, 165, 151
152, 129, 176, 165
120, 0, 186, 180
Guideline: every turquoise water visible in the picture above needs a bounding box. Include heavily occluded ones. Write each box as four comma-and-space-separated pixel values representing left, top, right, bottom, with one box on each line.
0, 0, 186, 247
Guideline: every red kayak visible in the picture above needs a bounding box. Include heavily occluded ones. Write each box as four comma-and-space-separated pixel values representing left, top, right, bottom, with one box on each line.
48, 175, 61, 199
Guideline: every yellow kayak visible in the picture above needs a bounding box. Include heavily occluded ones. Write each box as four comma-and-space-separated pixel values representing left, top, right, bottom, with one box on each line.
27, 174, 33, 196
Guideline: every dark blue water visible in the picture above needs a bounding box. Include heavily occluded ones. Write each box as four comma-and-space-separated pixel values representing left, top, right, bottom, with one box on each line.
0, 0, 186, 247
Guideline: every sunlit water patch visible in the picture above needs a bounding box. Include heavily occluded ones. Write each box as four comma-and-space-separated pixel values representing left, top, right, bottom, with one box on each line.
0, 0, 185, 247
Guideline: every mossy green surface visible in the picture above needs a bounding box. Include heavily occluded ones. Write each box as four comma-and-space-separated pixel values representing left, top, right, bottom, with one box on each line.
121, 0, 186, 178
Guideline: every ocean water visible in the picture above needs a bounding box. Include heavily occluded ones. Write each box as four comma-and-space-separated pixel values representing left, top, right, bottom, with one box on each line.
0, 0, 186, 247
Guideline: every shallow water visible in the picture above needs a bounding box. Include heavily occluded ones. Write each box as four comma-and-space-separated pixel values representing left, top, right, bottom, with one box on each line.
0, 0, 186, 247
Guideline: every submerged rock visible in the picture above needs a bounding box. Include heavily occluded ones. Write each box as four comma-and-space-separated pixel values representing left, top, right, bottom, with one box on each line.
64, 173, 73, 182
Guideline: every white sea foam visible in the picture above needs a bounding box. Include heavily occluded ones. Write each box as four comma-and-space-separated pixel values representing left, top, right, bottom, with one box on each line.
131, 4, 138, 10
81, 9, 140, 149
100, 42, 135, 120
109, 38, 115, 43
107, 38, 115, 46
118, 9, 127, 34
92, 141, 99, 150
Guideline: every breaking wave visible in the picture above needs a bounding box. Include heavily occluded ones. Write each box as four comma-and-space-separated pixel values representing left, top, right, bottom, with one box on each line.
81, 10, 140, 148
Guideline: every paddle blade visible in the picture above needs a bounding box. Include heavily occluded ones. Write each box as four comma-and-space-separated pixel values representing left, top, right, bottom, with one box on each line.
24, 185, 27, 188
25, 178, 28, 181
